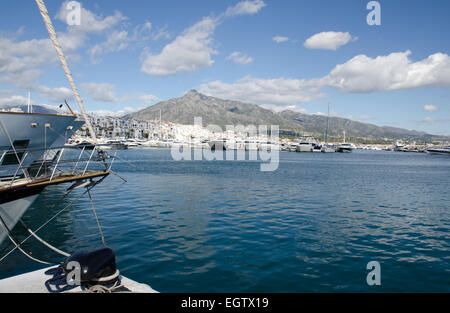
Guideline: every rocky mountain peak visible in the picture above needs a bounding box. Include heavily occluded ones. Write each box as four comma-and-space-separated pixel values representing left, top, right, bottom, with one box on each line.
182, 89, 210, 101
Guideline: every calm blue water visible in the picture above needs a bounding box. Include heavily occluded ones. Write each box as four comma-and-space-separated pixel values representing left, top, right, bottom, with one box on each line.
1, 149, 449, 292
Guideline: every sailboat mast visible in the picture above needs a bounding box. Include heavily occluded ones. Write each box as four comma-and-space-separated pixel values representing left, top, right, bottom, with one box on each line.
35, 0, 97, 143
27, 91, 31, 113
159, 109, 162, 140
325, 103, 330, 144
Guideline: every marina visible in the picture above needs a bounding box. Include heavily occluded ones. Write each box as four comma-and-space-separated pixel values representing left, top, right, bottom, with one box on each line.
0, 0, 449, 297
1, 148, 448, 292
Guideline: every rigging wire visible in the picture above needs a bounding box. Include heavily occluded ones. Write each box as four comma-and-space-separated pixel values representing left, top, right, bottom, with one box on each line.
87, 189, 106, 246
0, 177, 106, 264
0, 214, 60, 265
18, 220, 70, 257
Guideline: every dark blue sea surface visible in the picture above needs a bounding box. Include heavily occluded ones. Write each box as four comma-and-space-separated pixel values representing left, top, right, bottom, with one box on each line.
1, 149, 449, 292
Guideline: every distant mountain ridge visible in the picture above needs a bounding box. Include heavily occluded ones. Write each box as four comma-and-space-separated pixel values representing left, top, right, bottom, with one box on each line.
279, 110, 430, 140
125, 90, 300, 130
125, 90, 445, 142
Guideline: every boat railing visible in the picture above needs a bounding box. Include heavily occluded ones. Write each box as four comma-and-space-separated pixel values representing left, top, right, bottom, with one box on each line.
0, 145, 113, 190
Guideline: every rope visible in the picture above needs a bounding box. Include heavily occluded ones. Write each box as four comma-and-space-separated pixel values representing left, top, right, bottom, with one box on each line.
34, 0, 97, 144
0, 214, 59, 265
87, 189, 106, 246
81, 280, 127, 293
0, 177, 106, 263
19, 220, 70, 257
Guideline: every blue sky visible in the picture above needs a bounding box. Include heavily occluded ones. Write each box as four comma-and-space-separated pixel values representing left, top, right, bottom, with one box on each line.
0, 0, 449, 135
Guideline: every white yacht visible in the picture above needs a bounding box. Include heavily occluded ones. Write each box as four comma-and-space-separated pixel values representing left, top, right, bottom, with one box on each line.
321, 145, 336, 153
0, 111, 85, 244
288, 143, 299, 152
296, 137, 317, 152
336, 130, 355, 153
336, 143, 354, 153
426, 146, 450, 155
125, 139, 145, 149
103, 140, 128, 150
394, 142, 405, 152
296, 141, 314, 152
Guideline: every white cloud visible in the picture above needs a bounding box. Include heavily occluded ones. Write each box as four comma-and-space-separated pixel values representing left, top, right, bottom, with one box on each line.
89, 30, 130, 63
272, 36, 289, 43
199, 76, 326, 106
88, 21, 168, 64
0, 2, 127, 102
36, 85, 74, 103
81, 83, 119, 102
315, 111, 339, 117
225, 0, 266, 17
200, 51, 450, 106
138, 94, 159, 104
271, 105, 307, 113
88, 106, 139, 117
414, 117, 450, 125
0, 94, 28, 107
304, 31, 357, 51
424, 104, 438, 112
227, 52, 253, 65
323, 51, 450, 93
140, 1, 265, 77
0, 92, 66, 113
55, 2, 126, 35
141, 17, 218, 76
0, 36, 58, 89
151, 26, 171, 41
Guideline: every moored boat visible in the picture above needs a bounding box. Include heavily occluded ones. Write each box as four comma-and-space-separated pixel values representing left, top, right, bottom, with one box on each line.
0, 0, 155, 293
336, 143, 354, 153
426, 146, 450, 155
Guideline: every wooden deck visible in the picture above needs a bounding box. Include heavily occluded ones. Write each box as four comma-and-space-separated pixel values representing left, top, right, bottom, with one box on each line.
0, 171, 110, 204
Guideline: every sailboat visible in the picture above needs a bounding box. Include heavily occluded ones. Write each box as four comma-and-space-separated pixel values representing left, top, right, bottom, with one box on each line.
0, 0, 156, 293
321, 103, 335, 153
0, 109, 86, 244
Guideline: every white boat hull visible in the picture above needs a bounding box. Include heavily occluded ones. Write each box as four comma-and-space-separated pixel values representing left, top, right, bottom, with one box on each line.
321, 147, 336, 153
296, 145, 313, 152
0, 194, 39, 245
426, 150, 450, 155
0, 113, 81, 177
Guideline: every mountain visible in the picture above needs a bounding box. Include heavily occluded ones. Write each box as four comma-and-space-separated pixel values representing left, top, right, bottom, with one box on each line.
125, 90, 300, 130
125, 90, 444, 142
279, 110, 431, 141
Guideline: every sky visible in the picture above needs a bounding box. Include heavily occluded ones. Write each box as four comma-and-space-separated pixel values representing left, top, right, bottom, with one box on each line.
0, 0, 449, 135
